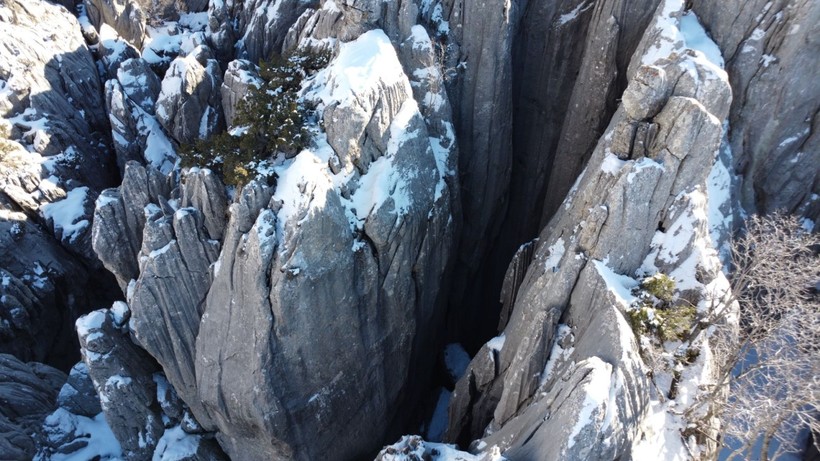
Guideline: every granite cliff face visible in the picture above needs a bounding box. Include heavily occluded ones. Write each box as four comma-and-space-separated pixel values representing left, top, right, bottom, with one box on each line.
0, 0, 817, 460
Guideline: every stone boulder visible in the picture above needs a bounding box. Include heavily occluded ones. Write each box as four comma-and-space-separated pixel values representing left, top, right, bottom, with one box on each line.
0, 354, 66, 461
155, 48, 225, 145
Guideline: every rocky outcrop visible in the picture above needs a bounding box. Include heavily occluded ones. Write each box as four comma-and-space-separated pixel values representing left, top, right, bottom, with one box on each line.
0, 0, 115, 194
207, 0, 312, 63
156, 47, 225, 145
76, 308, 164, 459
0, 354, 66, 461
446, 45, 732, 457
220, 59, 261, 128
106, 58, 177, 173
692, 0, 820, 221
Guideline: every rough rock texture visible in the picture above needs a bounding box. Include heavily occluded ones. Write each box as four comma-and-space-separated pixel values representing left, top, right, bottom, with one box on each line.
0, 0, 115, 194
106, 58, 177, 173
84, 0, 209, 48
56, 362, 102, 417
446, 50, 731, 458
93, 161, 173, 290
155, 47, 225, 144
206, 0, 312, 63
692, 0, 820, 221
84, 0, 150, 48
76, 308, 164, 460
0, 353, 66, 461
0, 200, 112, 371
193, 32, 456, 457
220, 59, 261, 128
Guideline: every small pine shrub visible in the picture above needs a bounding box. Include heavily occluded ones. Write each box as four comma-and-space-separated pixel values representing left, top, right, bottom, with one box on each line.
641, 273, 676, 304
628, 272, 695, 342
179, 48, 331, 187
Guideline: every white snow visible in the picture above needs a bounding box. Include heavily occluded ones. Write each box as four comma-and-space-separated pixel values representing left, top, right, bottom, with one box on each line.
379, 435, 505, 461
486, 333, 506, 353
601, 152, 627, 175
152, 425, 202, 461
565, 358, 612, 451
75, 309, 107, 338
38, 409, 122, 461
679, 12, 725, 69
558, 1, 593, 25
41, 187, 90, 242
543, 237, 566, 271
347, 100, 420, 221
641, 0, 727, 80
111, 301, 130, 327
592, 260, 639, 308
313, 30, 410, 108
539, 324, 575, 387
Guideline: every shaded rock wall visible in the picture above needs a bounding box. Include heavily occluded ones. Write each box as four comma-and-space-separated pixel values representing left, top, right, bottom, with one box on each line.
692, 0, 819, 222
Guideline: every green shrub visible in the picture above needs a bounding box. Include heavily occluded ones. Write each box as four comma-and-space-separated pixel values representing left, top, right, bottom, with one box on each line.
628, 272, 695, 342
179, 48, 331, 187
641, 273, 676, 304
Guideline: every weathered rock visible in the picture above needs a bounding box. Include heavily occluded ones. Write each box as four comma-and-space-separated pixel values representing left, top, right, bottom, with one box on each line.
446, 51, 731, 458
0, 354, 66, 461
76, 309, 164, 460
83, 0, 149, 47
692, 0, 820, 219
220, 59, 260, 128
56, 362, 102, 417
155, 48, 225, 144
129, 204, 220, 424
0, 0, 115, 194
0, 199, 111, 371
206, 0, 312, 63
105, 61, 177, 173
92, 161, 173, 291
191, 29, 456, 460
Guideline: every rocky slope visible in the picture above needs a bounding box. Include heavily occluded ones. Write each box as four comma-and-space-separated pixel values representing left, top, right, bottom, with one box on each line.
0, 0, 816, 460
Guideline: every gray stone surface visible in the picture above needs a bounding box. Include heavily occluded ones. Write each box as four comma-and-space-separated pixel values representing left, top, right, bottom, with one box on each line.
93, 161, 173, 290
76, 308, 165, 460
446, 52, 731, 458
155, 49, 225, 145
56, 362, 102, 417
220, 59, 261, 128
692, 0, 819, 220
0, 354, 66, 461
207, 0, 311, 63
106, 60, 177, 174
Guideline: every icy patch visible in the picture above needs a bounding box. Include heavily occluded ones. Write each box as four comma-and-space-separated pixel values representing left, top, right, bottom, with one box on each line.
679, 12, 724, 68
426, 388, 451, 442
601, 153, 627, 175
593, 260, 639, 308
642, 0, 727, 80
41, 187, 90, 242
38, 409, 122, 461
543, 237, 566, 271
152, 425, 201, 461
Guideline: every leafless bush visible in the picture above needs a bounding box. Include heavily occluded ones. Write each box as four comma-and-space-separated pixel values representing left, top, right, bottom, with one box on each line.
708, 213, 819, 460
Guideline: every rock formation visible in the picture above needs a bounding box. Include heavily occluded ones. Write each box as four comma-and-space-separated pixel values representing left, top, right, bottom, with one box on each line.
0, 0, 817, 459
